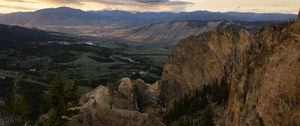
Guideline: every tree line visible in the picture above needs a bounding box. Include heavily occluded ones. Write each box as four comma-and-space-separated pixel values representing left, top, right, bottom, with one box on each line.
0, 74, 79, 126
164, 78, 230, 126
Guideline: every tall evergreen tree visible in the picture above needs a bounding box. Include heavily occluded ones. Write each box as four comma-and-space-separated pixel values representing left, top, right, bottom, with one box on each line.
36, 76, 79, 126
0, 74, 31, 126
64, 80, 79, 116
64, 80, 79, 107
107, 82, 115, 109
36, 76, 66, 126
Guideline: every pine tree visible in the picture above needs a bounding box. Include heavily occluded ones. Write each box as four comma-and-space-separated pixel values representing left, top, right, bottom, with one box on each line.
107, 82, 115, 109
64, 80, 79, 116
48, 75, 66, 114
64, 80, 79, 106
0, 74, 31, 126
36, 76, 80, 126
39, 75, 66, 126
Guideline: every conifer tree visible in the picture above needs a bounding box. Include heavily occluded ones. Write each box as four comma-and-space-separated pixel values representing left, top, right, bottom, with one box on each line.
0, 74, 31, 126
107, 82, 115, 109
46, 75, 66, 126
64, 80, 79, 116
36, 76, 80, 126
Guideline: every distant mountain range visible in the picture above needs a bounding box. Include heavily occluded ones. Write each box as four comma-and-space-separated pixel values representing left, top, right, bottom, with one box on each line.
0, 7, 296, 31
0, 7, 296, 46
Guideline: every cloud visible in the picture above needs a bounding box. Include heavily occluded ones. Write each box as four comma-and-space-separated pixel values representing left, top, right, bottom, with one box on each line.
83, 0, 193, 6
133, 0, 168, 4
0, 4, 36, 10
1, 0, 193, 12
3, 0, 25, 2
3, 0, 35, 2
32, 0, 193, 6
3, 0, 80, 4
37, 0, 80, 4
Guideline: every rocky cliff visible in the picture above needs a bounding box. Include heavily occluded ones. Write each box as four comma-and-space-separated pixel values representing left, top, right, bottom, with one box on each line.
70, 12, 300, 126
223, 16, 300, 126
161, 12, 300, 126
161, 28, 250, 109
69, 78, 164, 126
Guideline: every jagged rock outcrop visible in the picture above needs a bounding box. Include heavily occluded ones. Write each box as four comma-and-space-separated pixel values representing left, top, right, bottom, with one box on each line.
161, 28, 251, 109
223, 16, 300, 126
161, 13, 300, 126
118, 78, 135, 101
70, 78, 164, 126
69, 12, 300, 126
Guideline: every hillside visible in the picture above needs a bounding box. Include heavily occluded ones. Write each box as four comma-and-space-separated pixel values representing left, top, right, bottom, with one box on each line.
105, 20, 283, 45
0, 7, 296, 35
68, 12, 300, 126
0, 24, 78, 43
0, 24, 170, 123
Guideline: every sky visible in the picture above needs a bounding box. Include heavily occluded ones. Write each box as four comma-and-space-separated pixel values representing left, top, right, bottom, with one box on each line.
0, 0, 299, 14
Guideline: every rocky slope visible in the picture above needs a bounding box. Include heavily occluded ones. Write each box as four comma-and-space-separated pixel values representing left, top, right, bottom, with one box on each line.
0, 24, 79, 43
105, 20, 282, 46
69, 78, 164, 126
69, 12, 300, 126
161, 12, 300, 125
161, 27, 250, 109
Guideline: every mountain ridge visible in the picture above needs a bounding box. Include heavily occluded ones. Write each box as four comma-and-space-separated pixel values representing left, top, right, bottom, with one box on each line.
0, 24, 79, 43
0, 7, 296, 35
104, 20, 283, 46
67, 11, 300, 126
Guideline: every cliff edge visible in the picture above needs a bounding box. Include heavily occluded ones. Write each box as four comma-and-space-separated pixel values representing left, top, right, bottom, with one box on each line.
161, 12, 300, 126
69, 11, 300, 126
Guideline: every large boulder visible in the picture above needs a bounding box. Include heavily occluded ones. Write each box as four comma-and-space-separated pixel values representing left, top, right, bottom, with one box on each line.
70, 79, 164, 126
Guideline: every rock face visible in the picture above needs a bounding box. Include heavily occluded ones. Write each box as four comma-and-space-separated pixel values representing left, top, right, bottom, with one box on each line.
225, 22, 300, 126
70, 78, 164, 126
161, 28, 251, 109
70, 12, 300, 126
161, 15, 300, 125
118, 78, 134, 101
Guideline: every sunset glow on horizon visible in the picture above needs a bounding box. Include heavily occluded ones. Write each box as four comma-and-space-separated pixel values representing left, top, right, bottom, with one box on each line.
0, 0, 299, 14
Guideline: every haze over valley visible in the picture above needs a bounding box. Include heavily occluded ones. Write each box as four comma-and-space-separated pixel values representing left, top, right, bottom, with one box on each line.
0, 7, 296, 46
0, 2, 299, 126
